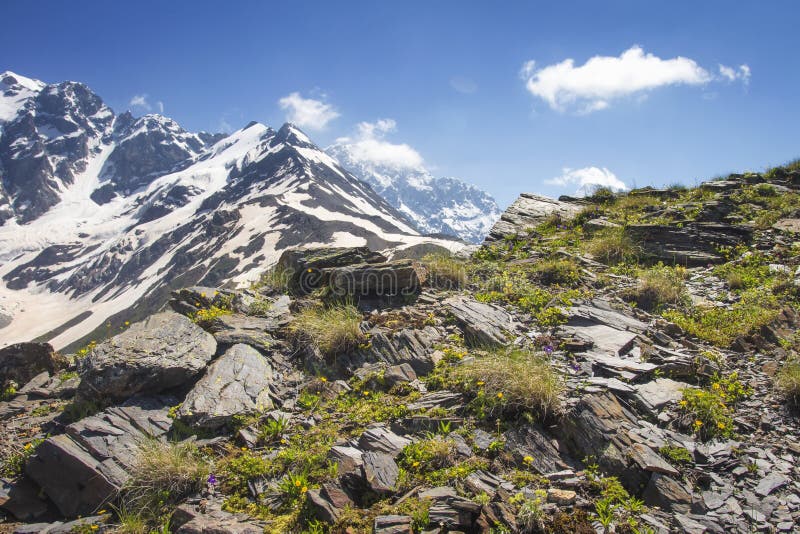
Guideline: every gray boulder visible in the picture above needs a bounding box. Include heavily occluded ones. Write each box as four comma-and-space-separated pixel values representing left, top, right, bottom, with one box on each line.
328, 260, 424, 297
625, 223, 753, 266
77, 312, 216, 401
178, 344, 273, 430
276, 246, 387, 294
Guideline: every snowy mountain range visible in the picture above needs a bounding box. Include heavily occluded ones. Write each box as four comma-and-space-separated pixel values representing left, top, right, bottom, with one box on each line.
328, 133, 500, 244
0, 71, 463, 351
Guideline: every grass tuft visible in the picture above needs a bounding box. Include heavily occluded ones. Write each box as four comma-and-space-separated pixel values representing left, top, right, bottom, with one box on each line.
451, 347, 563, 419
624, 264, 688, 312
121, 440, 210, 526
584, 227, 639, 265
290, 303, 364, 357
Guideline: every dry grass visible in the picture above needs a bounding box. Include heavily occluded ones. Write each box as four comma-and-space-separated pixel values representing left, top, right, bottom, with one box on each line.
454, 347, 563, 418
290, 303, 364, 357
422, 253, 467, 289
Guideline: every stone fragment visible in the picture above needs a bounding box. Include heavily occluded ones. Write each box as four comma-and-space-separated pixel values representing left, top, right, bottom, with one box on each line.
171, 499, 264, 533
306, 482, 354, 523
755, 473, 790, 497
485, 193, 583, 242
361, 451, 399, 494
373, 515, 413, 534
358, 426, 412, 458
384, 363, 417, 386
546, 488, 577, 505
642, 473, 693, 514
0, 343, 63, 387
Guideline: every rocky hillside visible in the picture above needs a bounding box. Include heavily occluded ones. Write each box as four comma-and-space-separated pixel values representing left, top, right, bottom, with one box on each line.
0, 71, 460, 352
1, 164, 799, 533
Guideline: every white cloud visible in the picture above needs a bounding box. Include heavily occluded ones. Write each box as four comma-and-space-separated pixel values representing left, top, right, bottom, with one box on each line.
278, 92, 340, 131
521, 46, 715, 113
450, 76, 478, 94
129, 94, 151, 111
546, 167, 628, 196
157, 101, 164, 114
719, 64, 751, 84
335, 119, 424, 170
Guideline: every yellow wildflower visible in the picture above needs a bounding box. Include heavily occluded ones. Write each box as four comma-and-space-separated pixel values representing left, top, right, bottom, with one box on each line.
679, 400, 687, 407
712, 383, 720, 390
320, 376, 327, 382
241, 446, 247, 451
717, 422, 726, 430
523, 455, 534, 465
694, 420, 703, 428
294, 480, 301, 487
24, 443, 31, 450
412, 461, 420, 468
496, 392, 504, 399
301, 486, 308, 493
476, 381, 485, 387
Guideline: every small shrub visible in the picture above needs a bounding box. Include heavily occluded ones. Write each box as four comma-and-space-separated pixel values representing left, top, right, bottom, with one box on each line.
0, 438, 43, 478
191, 305, 230, 327
247, 296, 272, 316
277, 471, 310, 507
423, 253, 467, 289
658, 445, 693, 465
679, 372, 752, 441
399, 436, 456, 474
259, 416, 289, 443
776, 358, 800, 404
663, 288, 781, 347
290, 303, 364, 357
253, 265, 293, 294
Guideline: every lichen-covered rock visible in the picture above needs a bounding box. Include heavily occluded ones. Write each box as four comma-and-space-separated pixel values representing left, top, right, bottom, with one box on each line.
276, 246, 387, 293
178, 344, 273, 430
77, 311, 216, 401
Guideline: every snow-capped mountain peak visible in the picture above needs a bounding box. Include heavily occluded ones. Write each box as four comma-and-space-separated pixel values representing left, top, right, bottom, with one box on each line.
0, 75, 462, 351
327, 140, 501, 244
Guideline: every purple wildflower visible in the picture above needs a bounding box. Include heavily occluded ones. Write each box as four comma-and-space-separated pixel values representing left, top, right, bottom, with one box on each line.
570, 362, 581, 372
207, 474, 217, 486
543, 344, 554, 355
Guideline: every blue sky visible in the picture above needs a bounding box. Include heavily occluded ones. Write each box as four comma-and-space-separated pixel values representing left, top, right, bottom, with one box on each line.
2, 0, 799, 207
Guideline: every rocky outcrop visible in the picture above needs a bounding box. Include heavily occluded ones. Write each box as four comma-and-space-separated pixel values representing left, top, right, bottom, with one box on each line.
25, 396, 175, 517
77, 312, 216, 401
329, 259, 425, 297
178, 344, 273, 430
485, 193, 583, 242
276, 247, 387, 294
0, 343, 62, 388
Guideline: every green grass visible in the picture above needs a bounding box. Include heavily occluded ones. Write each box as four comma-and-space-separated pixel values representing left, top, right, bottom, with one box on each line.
121, 440, 210, 528
290, 302, 364, 357
530, 257, 582, 286
584, 227, 640, 265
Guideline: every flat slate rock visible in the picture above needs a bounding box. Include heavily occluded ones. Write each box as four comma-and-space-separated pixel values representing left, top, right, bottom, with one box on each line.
634, 378, 687, 415
444, 296, 514, 347
77, 311, 216, 401
210, 314, 281, 351
178, 343, 273, 430
374, 515, 413, 534
26, 396, 175, 517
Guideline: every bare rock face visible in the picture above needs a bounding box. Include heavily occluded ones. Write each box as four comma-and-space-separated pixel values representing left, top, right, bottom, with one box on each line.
625, 222, 753, 266
77, 311, 216, 401
25, 396, 175, 517
485, 193, 584, 242
177, 343, 273, 430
